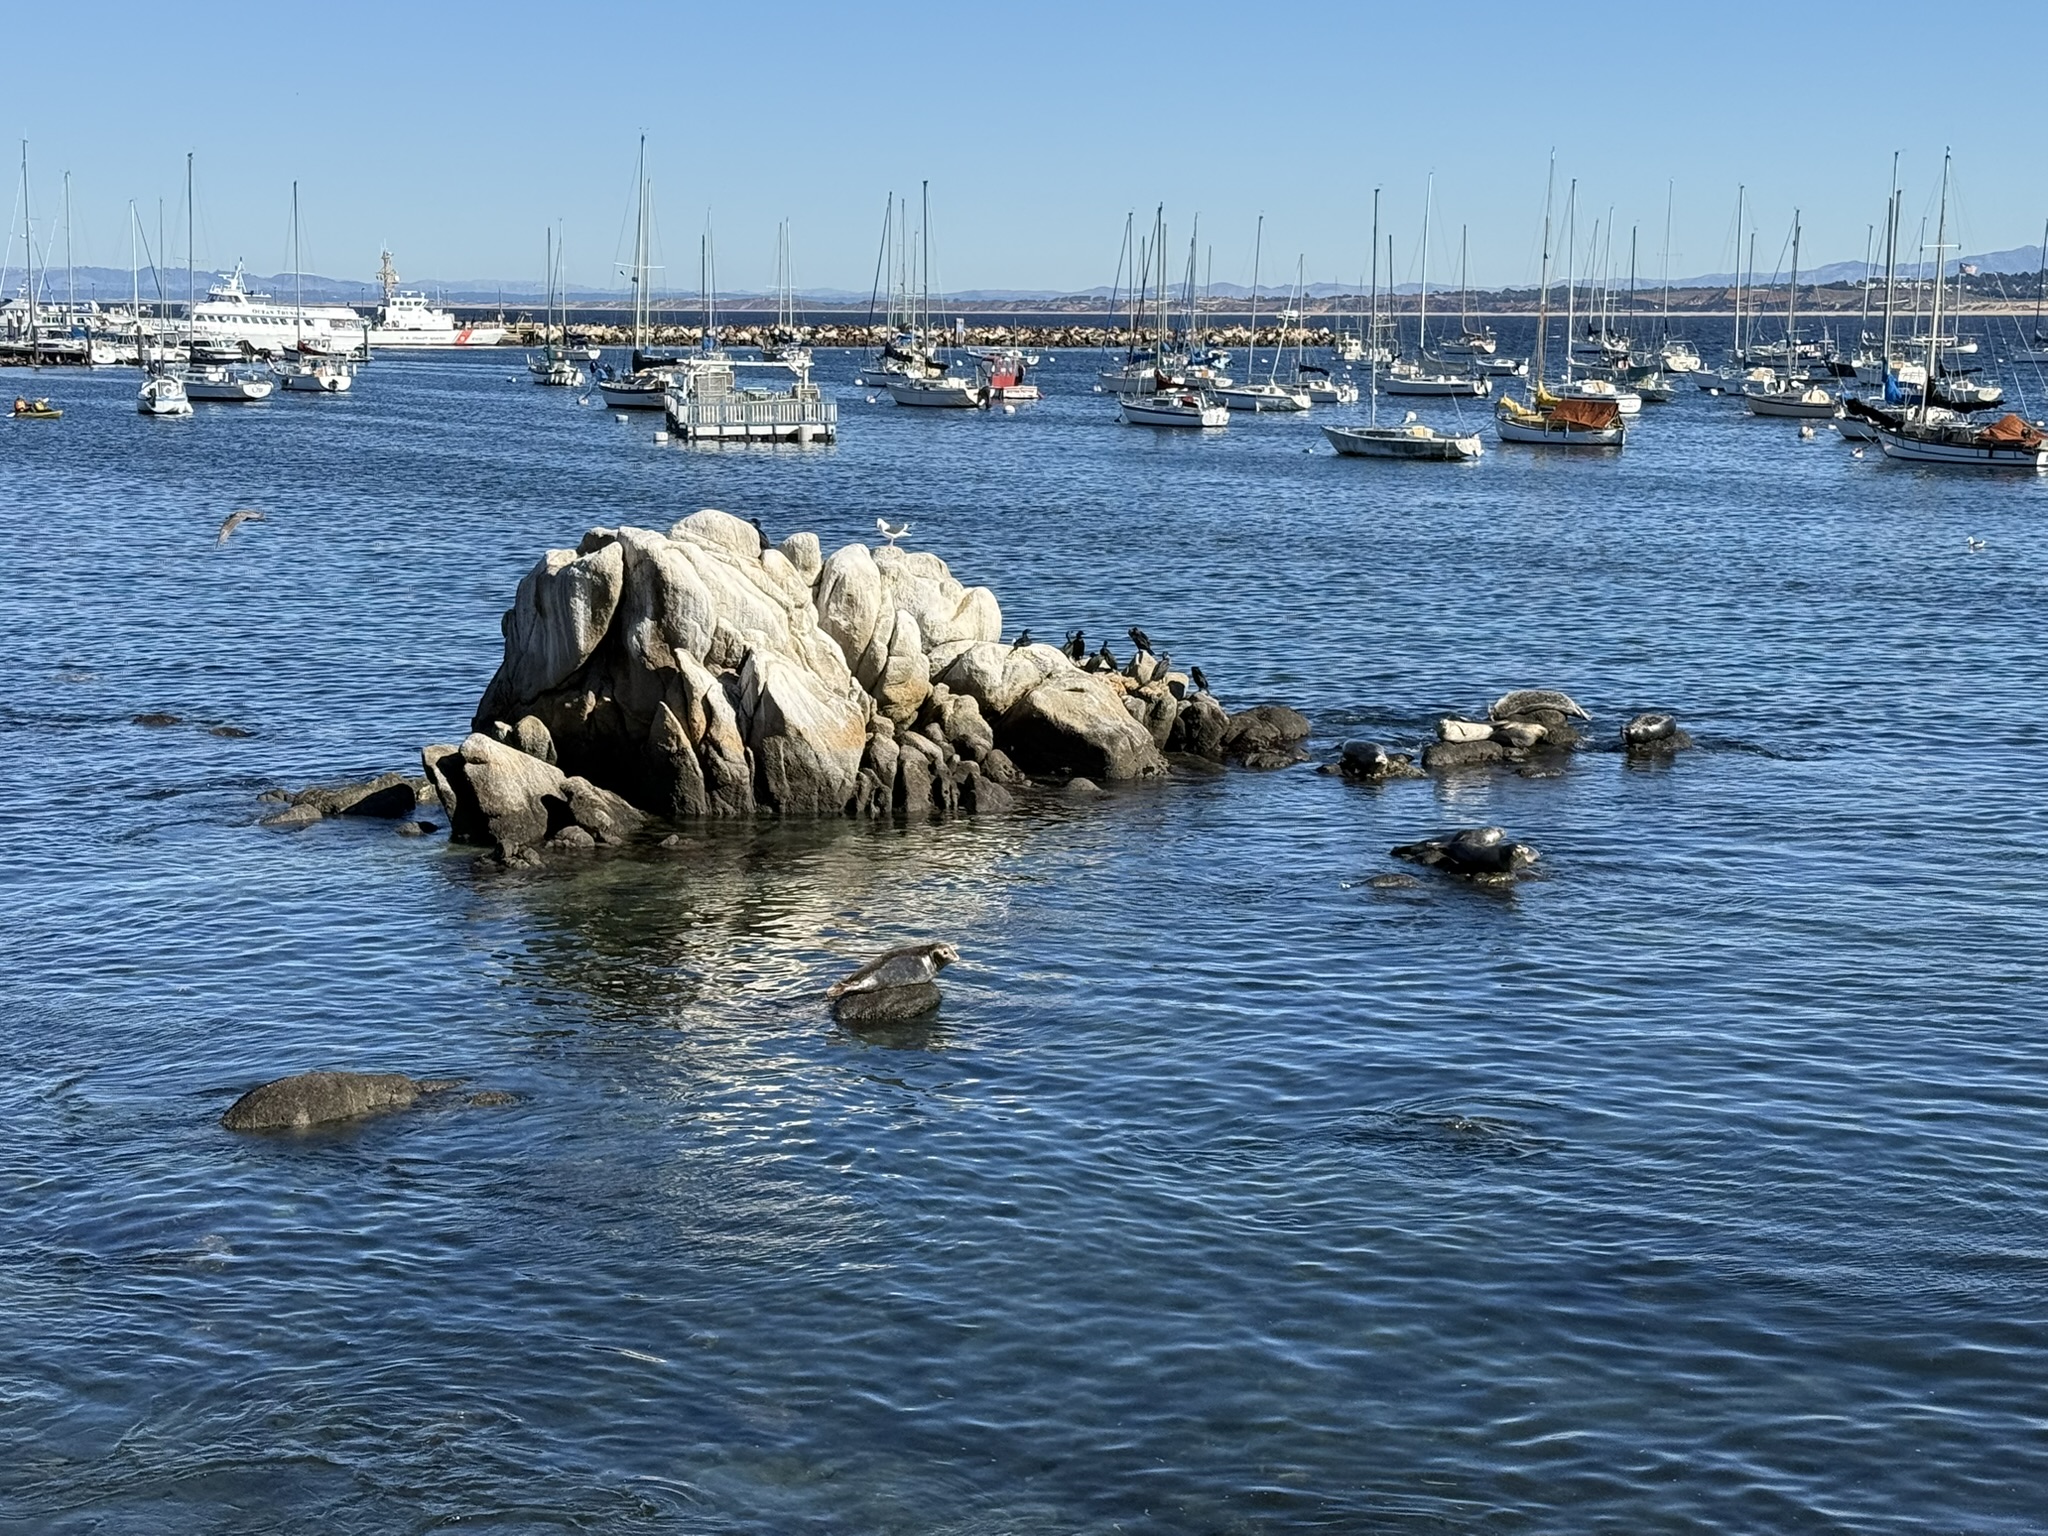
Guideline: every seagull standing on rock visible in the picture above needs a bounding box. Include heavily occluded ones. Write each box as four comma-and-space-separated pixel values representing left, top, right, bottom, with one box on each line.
877, 518, 910, 546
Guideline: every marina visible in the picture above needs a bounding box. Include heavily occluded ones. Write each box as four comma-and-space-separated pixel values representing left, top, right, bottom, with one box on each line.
10, 16, 2048, 1529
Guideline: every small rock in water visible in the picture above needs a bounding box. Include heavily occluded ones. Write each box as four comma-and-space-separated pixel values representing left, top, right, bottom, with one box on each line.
833, 981, 943, 1026
467, 1090, 519, 1108
133, 712, 182, 727
1421, 738, 1508, 772
221, 1070, 427, 1131
395, 820, 439, 837
1367, 873, 1420, 890
1062, 777, 1103, 798
209, 724, 255, 739
259, 803, 323, 831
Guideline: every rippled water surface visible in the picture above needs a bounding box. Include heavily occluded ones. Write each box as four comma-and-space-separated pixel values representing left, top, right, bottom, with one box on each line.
4, 335, 2047, 1533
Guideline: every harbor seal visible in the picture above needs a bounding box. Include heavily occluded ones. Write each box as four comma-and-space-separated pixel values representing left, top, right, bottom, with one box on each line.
1391, 826, 1540, 880
1490, 689, 1588, 722
829, 942, 958, 1026
1623, 711, 1694, 753
1437, 717, 1494, 743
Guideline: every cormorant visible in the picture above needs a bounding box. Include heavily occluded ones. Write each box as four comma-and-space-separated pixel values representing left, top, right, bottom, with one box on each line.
1190, 666, 1212, 695
1128, 626, 1153, 653
1064, 629, 1086, 661
1011, 630, 1032, 649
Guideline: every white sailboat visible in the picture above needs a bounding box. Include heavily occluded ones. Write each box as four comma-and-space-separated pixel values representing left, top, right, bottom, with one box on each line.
1214, 217, 1309, 412
1877, 155, 2048, 469
886, 183, 986, 409
275, 182, 355, 393
597, 140, 670, 409
1496, 162, 1626, 449
528, 227, 584, 387
1744, 211, 1839, 419
1120, 209, 1227, 428
1384, 184, 1489, 399
1324, 195, 1480, 462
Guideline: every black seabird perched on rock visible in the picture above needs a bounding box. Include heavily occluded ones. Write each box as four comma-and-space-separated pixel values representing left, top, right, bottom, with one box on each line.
1011, 630, 1033, 650
1090, 643, 1117, 673
1190, 666, 1212, 695
748, 516, 770, 552
1128, 626, 1153, 654
1065, 630, 1086, 661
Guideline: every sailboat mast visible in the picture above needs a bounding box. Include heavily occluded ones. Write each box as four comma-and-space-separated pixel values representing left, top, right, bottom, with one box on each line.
1923, 153, 1951, 415
1659, 182, 1673, 342
1880, 159, 1900, 372
2034, 212, 2046, 339
1563, 180, 1577, 380
1786, 211, 1800, 376
1532, 159, 1554, 392
1731, 186, 1744, 363
292, 180, 302, 348
1248, 214, 1262, 380
186, 151, 194, 334
64, 170, 73, 322
1367, 187, 1380, 366
1418, 174, 1431, 356
920, 180, 930, 350
22, 141, 35, 366
1459, 224, 1469, 338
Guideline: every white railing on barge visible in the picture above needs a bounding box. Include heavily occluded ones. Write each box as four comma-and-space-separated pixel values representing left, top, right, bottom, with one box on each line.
663, 356, 838, 442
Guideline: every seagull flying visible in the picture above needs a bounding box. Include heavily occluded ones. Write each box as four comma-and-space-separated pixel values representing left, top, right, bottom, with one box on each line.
216, 508, 265, 546
877, 518, 910, 546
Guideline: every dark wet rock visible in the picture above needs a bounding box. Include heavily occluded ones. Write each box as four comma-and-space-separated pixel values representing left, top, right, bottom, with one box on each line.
133, 712, 181, 727
1422, 738, 1508, 771
467, 1090, 518, 1108
1062, 777, 1103, 798
1172, 695, 1230, 759
1392, 826, 1540, 880
221, 1070, 429, 1131
259, 803, 323, 830
1367, 872, 1420, 889
1623, 711, 1694, 752
209, 724, 255, 739
396, 820, 439, 837
1240, 747, 1307, 771
1222, 704, 1311, 758
833, 981, 942, 1026
547, 824, 598, 853
424, 734, 645, 857
960, 763, 1014, 814
257, 788, 289, 803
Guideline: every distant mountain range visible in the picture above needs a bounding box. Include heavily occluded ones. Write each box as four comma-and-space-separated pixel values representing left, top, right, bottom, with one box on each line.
14, 247, 2045, 308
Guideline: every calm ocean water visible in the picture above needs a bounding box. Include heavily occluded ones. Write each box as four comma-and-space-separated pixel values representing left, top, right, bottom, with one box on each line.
4, 330, 2046, 1533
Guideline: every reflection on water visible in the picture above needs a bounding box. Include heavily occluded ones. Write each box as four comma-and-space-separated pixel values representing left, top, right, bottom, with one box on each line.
3, 339, 2048, 1532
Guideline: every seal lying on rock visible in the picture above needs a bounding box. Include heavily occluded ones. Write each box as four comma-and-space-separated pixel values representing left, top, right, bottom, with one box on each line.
1490, 689, 1588, 722
1391, 826, 1541, 881
828, 941, 958, 1025
1330, 740, 1423, 781
1622, 711, 1694, 753
220, 1070, 464, 1132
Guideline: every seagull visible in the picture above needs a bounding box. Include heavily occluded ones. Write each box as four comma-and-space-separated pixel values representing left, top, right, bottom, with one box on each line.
877, 518, 910, 546
1064, 629, 1086, 661
1798, 424, 1816, 440
1190, 666, 1212, 695
1011, 630, 1033, 649
216, 508, 265, 546
1852, 447, 1866, 458
1128, 626, 1153, 654
1967, 536, 1986, 552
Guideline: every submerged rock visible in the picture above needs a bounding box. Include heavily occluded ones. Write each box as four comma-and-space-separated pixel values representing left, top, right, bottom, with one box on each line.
221, 1070, 430, 1131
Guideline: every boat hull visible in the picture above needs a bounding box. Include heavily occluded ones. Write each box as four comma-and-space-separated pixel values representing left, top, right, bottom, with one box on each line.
1494, 411, 1625, 448
1120, 396, 1227, 428
1874, 428, 2048, 468
1743, 389, 1841, 419
1323, 424, 1481, 460
1382, 374, 1488, 398
185, 377, 274, 402
598, 382, 666, 409
886, 378, 986, 408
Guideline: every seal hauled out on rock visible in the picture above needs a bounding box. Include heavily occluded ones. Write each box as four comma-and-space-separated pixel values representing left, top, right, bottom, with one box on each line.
1490, 689, 1588, 722
220, 1070, 464, 1132
1622, 711, 1694, 753
1391, 826, 1541, 881
828, 941, 959, 1026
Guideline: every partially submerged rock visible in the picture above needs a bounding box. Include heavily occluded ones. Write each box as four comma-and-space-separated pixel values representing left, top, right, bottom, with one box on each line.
222, 1070, 439, 1131
423, 733, 645, 861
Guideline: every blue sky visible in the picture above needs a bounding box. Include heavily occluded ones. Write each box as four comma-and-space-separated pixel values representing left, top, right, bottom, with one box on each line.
12, 2, 2047, 296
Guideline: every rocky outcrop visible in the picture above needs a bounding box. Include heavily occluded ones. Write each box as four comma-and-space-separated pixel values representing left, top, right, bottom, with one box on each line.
452, 512, 1193, 827
258, 772, 436, 829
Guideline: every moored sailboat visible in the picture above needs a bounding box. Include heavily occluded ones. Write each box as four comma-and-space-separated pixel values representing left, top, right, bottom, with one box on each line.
1495, 163, 1626, 449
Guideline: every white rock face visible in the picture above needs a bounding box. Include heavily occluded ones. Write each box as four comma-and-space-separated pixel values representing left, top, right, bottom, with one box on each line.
467, 513, 1166, 822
